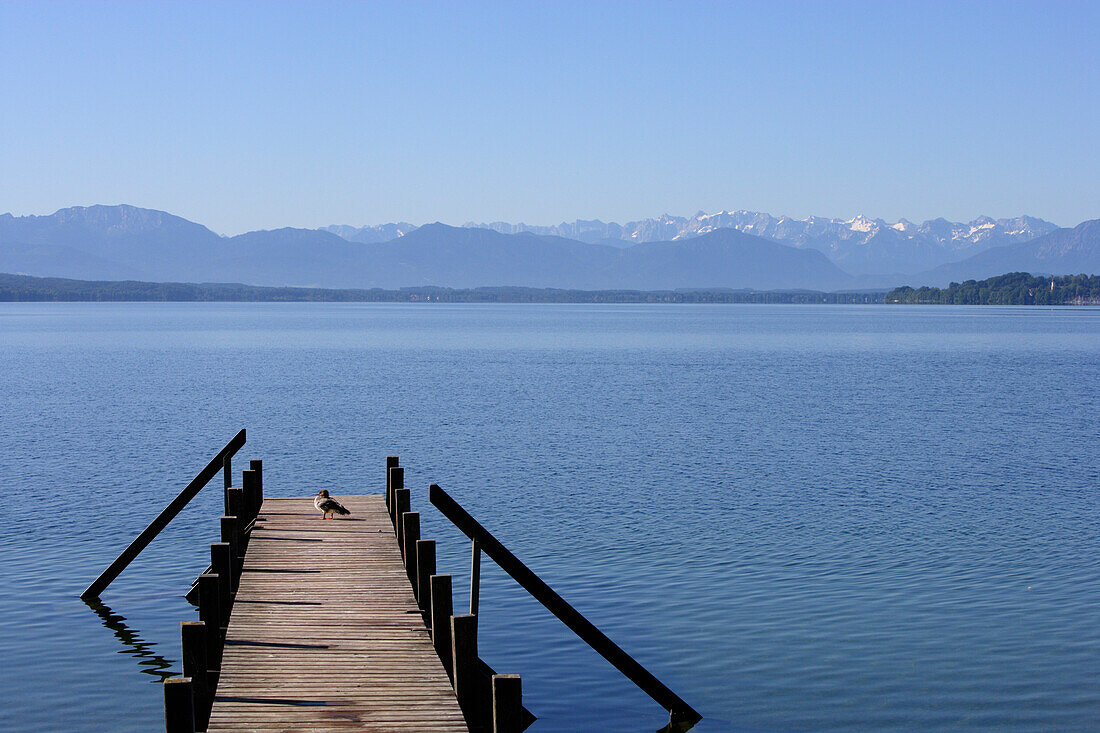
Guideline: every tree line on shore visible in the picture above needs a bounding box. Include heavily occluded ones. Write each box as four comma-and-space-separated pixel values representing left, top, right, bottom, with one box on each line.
886, 273, 1100, 305
0, 273, 885, 303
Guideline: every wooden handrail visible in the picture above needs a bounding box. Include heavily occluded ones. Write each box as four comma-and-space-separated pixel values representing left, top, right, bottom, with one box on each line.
429, 483, 701, 731
81, 430, 246, 600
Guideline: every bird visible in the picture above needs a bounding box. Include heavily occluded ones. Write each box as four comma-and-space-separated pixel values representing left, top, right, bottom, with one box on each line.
314, 489, 350, 519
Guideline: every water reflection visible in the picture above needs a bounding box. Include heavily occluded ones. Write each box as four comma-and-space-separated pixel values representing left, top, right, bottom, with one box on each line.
83, 599, 176, 683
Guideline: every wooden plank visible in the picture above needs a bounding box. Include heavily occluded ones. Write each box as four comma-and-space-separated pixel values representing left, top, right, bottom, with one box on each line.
206, 495, 467, 732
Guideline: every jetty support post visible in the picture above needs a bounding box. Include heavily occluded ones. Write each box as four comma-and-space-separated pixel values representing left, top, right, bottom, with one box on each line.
226, 487, 247, 564
385, 456, 399, 512
492, 674, 523, 733
211, 542, 233, 627
394, 487, 410, 548
416, 539, 436, 613
402, 512, 420, 594
242, 469, 259, 524
249, 459, 263, 510
163, 677, 195, 733
220, 516, 240, 591
470, 538, 481, 616
197, 573, 222, 670
226, 487, 244, 528
451, 613, 483, 728
181, 622, 210, 731
390, 467, 405, 530
222, 455, 232, 513
431, 574, 454, 680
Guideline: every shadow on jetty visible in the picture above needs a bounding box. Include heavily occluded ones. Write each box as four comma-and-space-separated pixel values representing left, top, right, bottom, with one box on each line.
83, 598, 176, 683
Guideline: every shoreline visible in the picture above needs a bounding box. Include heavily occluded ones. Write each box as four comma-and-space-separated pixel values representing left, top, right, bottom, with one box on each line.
2, 272, 1098, 306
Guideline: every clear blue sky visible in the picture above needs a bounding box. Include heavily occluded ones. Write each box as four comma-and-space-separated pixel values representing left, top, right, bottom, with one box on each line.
1, 0, 1096, 234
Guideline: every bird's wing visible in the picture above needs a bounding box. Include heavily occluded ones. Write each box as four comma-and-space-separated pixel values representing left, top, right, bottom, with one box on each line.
319, 498, 350, 514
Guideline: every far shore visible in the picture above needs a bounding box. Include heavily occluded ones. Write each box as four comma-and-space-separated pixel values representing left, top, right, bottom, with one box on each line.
1, 272, 1097, 306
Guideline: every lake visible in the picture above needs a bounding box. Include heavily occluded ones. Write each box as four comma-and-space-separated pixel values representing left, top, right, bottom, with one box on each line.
0, 303, 1097, 732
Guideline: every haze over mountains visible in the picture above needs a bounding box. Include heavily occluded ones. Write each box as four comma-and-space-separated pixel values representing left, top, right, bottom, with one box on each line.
0, 205, 1095, 292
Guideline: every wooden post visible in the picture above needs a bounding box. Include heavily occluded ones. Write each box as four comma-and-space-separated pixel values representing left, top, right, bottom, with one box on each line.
210, 542, 233, 626
431, 575, 453, 679
242, 469, 258, 523
470, 538, 481, 616
452, 614, 480, 727
220, 516, 240, 591
181, 622, 209, 731
163, 677, 195, 733
385, 456, 399, 511
222, 454, 232, 513
227, 487, 247, 562
402, 512, 420, 592
197, 573, 222, 669
416, 540, 436, 613
389, 467, 405, 529
492, 675, 523, 733
250, 458, 263, 512
226, 487, 244, 528
394, 488, 410, 548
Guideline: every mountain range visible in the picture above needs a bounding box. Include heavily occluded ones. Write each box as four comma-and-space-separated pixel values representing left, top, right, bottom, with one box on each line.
915, 219, 1100, 286
337, 211, 1058, 276
0, 205, 1095, 291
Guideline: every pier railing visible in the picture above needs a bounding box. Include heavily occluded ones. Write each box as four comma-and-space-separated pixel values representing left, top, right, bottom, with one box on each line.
82, 430, 248, 600
80, 431, 262, 732
386, 457, 700, 732
386, 459, 535, 732
430, 483, 701, 732
162, 449, 265, 732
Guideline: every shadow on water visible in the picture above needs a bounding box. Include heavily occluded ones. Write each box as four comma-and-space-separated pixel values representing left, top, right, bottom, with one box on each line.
83, 598, 176, 683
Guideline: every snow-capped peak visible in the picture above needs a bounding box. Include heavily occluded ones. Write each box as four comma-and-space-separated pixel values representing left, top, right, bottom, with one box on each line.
846, 215, 877, 233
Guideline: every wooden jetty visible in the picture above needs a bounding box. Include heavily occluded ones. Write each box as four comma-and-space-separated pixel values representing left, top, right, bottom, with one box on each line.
205, 495, 467, 731
83, 433, 700, 732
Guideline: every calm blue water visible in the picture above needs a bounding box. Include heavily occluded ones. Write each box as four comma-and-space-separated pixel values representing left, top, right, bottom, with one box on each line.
0, 303, 1097, 732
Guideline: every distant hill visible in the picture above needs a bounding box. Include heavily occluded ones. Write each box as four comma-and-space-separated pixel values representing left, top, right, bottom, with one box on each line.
356, 224, 853, 291
912, 219, 1100, 286
0, 204, 223, 281
0, 206, 856, 291
611, 228, 852, 290
219, 227, 367, 287
351, 224, 624, 289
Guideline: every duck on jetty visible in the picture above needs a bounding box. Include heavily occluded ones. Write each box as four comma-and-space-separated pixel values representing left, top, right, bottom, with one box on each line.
314, 490, 351, 519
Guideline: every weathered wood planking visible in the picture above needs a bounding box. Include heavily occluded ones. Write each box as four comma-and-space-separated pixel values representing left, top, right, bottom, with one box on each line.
206, 495, 468, 732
